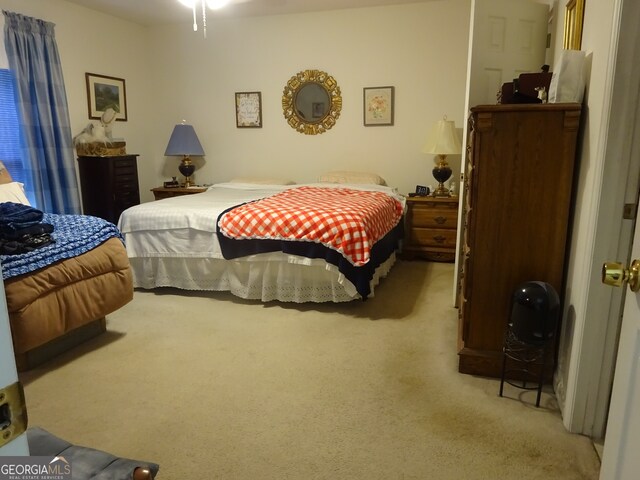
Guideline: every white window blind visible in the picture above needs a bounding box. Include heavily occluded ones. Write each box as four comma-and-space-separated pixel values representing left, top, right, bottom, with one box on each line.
0, 69, 25, 184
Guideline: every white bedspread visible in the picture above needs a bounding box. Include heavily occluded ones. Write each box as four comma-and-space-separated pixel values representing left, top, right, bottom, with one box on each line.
118, 183, 293, 258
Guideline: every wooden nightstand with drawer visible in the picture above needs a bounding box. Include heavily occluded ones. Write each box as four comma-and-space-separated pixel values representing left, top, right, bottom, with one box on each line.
402, 195, 459, 262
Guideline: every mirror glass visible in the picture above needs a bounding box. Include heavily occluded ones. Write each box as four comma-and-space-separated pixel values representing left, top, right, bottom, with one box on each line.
295, 84, 330, 123
282, 69, 342, 135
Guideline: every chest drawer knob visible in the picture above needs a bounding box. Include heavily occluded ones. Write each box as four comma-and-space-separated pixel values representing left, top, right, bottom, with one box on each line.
435, 216, 447, 225
433, 235, 447, 244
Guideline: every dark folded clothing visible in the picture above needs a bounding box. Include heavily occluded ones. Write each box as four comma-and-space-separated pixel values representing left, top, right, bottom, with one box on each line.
0, 222, 54, 240
0, 233, 54, 255
0, 202, 44, 232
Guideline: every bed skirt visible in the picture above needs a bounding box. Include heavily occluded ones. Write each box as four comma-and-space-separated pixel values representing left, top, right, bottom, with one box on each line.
129, 252, 397, 303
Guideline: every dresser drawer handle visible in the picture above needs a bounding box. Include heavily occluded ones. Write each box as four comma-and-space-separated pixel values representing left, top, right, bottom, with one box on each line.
433, 235, 447, 244
435, 216, 447, 225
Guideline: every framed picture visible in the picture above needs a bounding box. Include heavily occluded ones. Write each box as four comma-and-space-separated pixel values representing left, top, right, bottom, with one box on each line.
563, 0, 585, 50
85, 72, 127, 121
363, 86, 394, 126
235, 91, 262, 128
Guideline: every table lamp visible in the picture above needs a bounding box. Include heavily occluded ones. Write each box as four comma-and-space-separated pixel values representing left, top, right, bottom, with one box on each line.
165, 121, 205, 187
422, 116, 461, 197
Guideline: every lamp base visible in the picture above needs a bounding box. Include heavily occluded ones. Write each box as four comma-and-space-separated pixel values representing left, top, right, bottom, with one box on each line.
432, 183, 452, 197
432, 157, 452, 197
178, 156, 196, 187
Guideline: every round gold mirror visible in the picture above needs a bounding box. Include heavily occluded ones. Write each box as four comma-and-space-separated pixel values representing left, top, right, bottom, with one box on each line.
282, 69, 342, 135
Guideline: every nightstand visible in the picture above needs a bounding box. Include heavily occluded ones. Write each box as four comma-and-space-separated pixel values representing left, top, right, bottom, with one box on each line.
402, 195, 459, 262
151, 186, 207, 200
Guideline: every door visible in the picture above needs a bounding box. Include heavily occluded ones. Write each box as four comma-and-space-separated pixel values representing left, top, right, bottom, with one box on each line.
0, 273, 29, 456
454, 0, 550, 303
467, 0, 549, 108
601, 230, 640, 478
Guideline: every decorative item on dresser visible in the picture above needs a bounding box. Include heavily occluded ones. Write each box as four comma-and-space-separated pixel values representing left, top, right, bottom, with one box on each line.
457, 103, 582, 378
402, 195, 458, 262
151, 186, 207, 200
165, 121, 205, 187
77, 154, 140, 225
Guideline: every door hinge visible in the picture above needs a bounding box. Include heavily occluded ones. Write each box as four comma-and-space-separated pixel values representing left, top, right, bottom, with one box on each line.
0, 381, 28, 447
623, 203, 637, 220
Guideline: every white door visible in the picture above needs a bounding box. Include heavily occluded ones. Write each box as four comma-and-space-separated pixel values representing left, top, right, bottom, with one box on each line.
601, 235, 640, 478
454, 0, 550, 303
467, 0, 549, 107
0, 274, 29, 456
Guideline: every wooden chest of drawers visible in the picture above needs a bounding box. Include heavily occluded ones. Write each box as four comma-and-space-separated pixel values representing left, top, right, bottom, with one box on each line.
77, 155, 140, 224
457, 104, 581, 378
402, 195, 459, 262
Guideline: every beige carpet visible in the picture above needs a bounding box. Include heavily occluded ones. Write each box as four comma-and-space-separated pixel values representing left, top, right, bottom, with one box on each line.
19, 261, 600, 479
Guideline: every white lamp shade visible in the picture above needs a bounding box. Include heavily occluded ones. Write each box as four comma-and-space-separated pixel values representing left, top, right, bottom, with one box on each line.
422, 118, 462, 155
165, 124, 205, 156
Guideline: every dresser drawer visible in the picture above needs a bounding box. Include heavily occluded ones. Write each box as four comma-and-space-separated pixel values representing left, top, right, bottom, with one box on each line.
113, 158, 137, 170
409, 227, 457, 249
409, 205, 458, 229
114, 174, 138, 188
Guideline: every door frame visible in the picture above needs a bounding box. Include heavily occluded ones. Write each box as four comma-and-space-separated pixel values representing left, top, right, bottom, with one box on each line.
559, 0, 640, 436
0, 272, 29, 455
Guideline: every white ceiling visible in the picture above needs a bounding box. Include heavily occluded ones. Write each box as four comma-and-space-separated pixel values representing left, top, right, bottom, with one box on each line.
63, 0, 436, 26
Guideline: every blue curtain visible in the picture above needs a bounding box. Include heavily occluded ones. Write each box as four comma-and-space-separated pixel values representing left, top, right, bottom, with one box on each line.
3, 11, 80, 214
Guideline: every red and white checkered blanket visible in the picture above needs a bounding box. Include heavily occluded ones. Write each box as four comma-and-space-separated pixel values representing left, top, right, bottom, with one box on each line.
218, 186, 404, 266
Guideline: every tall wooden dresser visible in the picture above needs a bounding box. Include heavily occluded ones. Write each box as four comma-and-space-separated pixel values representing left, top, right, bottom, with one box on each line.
457, 103, 582, 378
77, 155, 140, 225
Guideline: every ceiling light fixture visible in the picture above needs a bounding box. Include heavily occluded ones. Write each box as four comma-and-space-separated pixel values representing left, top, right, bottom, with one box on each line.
177, 0, 232, 38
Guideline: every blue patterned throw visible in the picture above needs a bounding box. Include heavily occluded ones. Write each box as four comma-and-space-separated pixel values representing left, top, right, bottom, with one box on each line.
0, 213, 124, 280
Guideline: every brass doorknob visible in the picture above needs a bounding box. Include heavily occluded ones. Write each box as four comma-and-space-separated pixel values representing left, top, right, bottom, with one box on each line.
602, 260, 640, 292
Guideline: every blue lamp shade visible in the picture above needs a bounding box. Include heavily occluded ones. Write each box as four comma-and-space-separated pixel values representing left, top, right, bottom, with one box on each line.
165, 123, 204, 187
165, 124, 205, 157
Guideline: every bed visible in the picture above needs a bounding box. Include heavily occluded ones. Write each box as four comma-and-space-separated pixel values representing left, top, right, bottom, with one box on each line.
0, 165, 134, 371
118, 175, 405, 303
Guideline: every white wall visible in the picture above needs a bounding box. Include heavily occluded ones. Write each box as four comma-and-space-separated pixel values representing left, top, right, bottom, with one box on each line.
144, 1, 470, 200
0, 0, 154, 190
0, 0, 470, 202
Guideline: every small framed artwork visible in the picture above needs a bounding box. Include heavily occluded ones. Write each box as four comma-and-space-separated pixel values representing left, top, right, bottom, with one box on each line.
235, 91, 262, 128
85, 72, 127, 121
363, 86, 394, 126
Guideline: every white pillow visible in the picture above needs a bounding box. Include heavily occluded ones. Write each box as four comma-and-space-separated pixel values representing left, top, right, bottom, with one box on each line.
229, 176, 295, 185
318, 170, 387, 186
0, 182, 30, 206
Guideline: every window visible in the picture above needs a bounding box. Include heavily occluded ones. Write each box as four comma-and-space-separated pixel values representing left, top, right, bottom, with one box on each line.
0, 69, 26, 184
